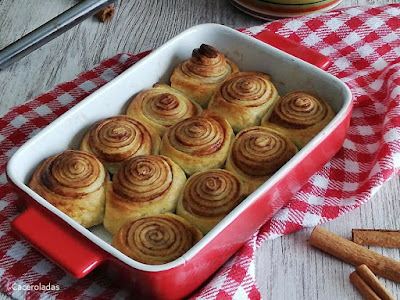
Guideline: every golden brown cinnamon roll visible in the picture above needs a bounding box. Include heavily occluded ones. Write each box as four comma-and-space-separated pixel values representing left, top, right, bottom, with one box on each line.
226, 126, 298, 192
80, 115, 160, 175
112, 213, 203, 265
103, 155, 186, 234
126, 83, 202, 137
160, 110, 234, 176
29, 150, 109, 228
177, 169, 248, 234
208, 71, 279, 133
261, 91, 335, 149
170, 44, 239, 108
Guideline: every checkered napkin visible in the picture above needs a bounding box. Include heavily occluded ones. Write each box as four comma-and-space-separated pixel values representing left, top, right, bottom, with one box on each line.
1, 4, 400, 299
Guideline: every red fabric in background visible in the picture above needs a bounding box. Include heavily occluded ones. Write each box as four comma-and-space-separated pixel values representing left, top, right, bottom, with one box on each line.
1, 4, 400, 299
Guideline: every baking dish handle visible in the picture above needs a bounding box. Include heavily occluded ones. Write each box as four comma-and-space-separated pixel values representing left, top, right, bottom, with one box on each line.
252, 30, 332, 70
11, 206, 108, 278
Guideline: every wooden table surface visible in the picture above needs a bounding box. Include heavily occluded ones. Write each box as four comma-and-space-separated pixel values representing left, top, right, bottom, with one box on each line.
1, 0, 400, 299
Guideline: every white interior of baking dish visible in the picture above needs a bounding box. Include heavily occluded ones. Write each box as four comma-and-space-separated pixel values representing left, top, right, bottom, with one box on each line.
7, 24, 352, 272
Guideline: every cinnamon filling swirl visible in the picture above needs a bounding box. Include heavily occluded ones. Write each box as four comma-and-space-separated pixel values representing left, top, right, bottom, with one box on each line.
113, 155, 173, 202
112, 214, 202, 265
142, 91, 197, 126
168, 116, 225, 156
41, 150, 105, 197
182, 170, 242, 218
220, 72, 275, 107
88, 116, 155, 162
181, 44, 232, 81
270, 91, 329, 129
231, 127, 297, 177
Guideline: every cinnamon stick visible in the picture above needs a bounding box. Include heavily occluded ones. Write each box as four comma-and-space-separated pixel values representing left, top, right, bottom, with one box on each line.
349, 271, 380, 300
355, 264, 395, 300
352, 229, 400, 248
95, 5, 115, 22
309, 227, 400, 283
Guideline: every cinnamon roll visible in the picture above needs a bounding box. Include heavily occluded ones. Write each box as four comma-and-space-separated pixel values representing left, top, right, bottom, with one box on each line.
208, 71, 279, 132
112, 213, 203, 265
29, 150, 109, 228
226, 126, 298, 192
103, 155, 186, 234
80, 115, 160, 175
177, 169, 248, 234
261, 91, 335, 149
160, 110, 234, 176
170, 44, 239, 108
126, 83, 202, 137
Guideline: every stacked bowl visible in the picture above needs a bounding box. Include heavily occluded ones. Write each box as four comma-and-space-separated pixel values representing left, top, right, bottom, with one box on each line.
231, 0, 342, 19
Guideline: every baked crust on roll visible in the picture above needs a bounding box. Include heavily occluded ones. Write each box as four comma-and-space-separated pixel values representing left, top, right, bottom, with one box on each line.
160, 110, 234, 176
112, 213, 203, 265
177, 169, 248, 234
103, 155, 186, 234
80, 115, 160, 174
29, 150, 109, 228
208, 71, 279, 133
170, 44, 239, 108
261, 90, 335, 149
126, 83, 202, 137
226, 126, 298, 192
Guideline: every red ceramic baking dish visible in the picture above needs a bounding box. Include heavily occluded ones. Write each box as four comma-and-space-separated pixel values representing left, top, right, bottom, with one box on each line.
7, 24, 352, 299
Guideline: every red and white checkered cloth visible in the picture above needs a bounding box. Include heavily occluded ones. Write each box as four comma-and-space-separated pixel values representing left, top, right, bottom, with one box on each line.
1, 4, 400, 299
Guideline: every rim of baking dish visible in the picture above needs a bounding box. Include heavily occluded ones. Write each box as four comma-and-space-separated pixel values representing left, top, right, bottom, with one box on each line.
7, 23, 352, 273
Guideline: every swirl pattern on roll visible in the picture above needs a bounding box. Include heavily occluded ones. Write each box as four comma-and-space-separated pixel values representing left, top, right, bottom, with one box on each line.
231, 127, 297, 177
103, 155, 186, 234
167, 116, 224, 156
112, 214, 203, 265
80, 115, 160, 174
140, 92, 195, 126
208, 71, 279, 132
182, 170, 242, 218
181, 44, 233, 82
40, 150, 105, 197
29, 150, 108, 228
88, 116, 156, 161
126, 84, 201, 136
170, 44, 239, 108
113, 155, 173, 202
225, 126, 297, 192
161, 110, 233, 175
261, 90, 335, 149
220, 72, 276, 107
269, 91, 330, 129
